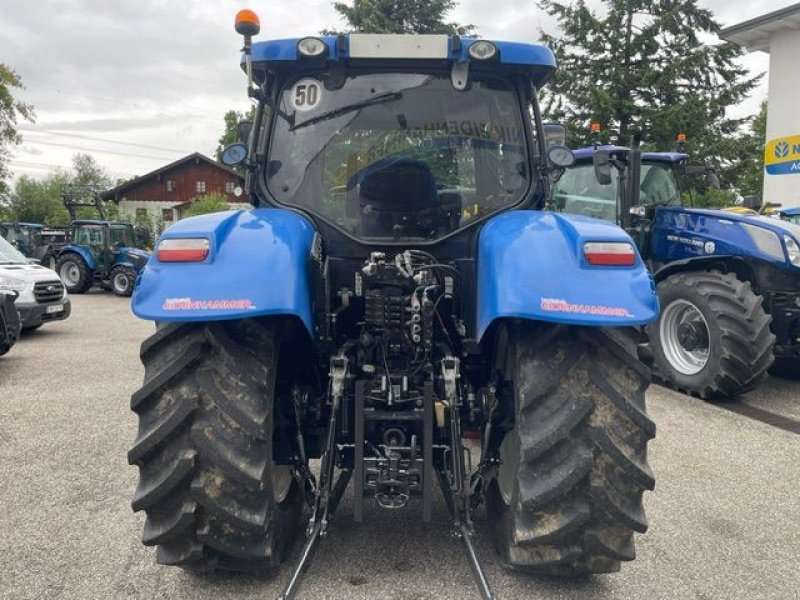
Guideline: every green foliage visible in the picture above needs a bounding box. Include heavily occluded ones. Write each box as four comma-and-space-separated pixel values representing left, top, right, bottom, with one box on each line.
104, 200, 122, 222
539, 0, 760, 161
185, 193, 234, 218
71, 153, 112, 189
329, 0, 473, 34
3, 153, 113, 225
1, 64, 35, 196
6, 172, 71, 226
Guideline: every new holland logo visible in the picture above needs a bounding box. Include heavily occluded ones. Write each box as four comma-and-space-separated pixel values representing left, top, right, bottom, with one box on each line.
765, 134, 800, 176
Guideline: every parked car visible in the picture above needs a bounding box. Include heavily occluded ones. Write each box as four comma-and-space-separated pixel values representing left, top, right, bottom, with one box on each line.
0, 235, 71, 331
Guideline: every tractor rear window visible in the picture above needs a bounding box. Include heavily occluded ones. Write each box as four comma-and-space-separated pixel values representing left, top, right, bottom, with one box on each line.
266, 73, 529, 241
553, 162, 681, 223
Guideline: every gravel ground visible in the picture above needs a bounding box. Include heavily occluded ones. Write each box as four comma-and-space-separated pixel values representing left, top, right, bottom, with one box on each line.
1, 292, 799, 600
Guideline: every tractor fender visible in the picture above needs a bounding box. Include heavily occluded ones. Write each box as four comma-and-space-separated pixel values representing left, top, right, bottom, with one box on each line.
111, 260, 137, 270
651, 255, 755, 284
476, 211, 658, 340
58, 245, 97, 271
132, 208, 317, 335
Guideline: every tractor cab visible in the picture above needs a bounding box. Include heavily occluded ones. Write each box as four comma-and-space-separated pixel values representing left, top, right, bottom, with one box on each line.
0, 222, 44, 258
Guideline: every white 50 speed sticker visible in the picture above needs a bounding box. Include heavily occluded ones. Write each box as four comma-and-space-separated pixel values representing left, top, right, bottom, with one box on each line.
290, 78, 323, 112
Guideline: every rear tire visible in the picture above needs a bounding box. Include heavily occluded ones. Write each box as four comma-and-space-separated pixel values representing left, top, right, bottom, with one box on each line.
128, 319, 303, 572
647, 271, 774, 399
56, 253, 92, 294
486, 322, 655, 576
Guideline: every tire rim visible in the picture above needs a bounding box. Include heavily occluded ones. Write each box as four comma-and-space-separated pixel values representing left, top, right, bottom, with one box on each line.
497, 430, 518, 506
60, 261, 80, 286
113, 272, 130, 293
660, 299, 711, 375
272, 465, 293, 504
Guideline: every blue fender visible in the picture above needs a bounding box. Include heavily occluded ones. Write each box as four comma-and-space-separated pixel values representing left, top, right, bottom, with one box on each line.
476, 211, 659, 339
58, 244, 97, 271
132, 209, 317, 334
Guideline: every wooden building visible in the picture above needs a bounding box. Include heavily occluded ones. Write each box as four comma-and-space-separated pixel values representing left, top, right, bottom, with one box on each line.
100, 153, 251, 226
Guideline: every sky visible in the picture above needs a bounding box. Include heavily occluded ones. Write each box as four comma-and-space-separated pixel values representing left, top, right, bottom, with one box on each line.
0, 0, 792, 183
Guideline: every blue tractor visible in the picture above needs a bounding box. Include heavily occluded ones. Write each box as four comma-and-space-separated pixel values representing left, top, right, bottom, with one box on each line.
553, 141, 800, 395
54, 185, 150, 296
128, 12, 660, 598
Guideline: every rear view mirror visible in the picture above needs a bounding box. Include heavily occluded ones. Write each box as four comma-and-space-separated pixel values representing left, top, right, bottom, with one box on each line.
547, 146, 576, 169
705, 165, 720, 190
221, 143, 248, 166
236, 120, 253, 143
542, 123, 567, 150
593, 150, 613, 185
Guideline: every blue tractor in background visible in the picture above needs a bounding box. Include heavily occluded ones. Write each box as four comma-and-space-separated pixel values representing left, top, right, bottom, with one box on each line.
54, 185, 150, 296
0, 221, 63, 269
128, 12, 660, 598
553, 141, 800, 396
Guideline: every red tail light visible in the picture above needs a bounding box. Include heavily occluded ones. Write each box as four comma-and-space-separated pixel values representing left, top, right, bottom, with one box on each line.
583, 242, 636, 266
157, 238, 210, 262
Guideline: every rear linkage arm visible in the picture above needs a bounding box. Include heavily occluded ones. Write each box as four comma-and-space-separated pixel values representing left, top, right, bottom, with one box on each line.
277, 355, 351, 600
440, 357, 497, 600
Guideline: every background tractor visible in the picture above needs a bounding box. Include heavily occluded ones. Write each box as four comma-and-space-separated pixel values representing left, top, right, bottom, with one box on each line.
54, 185, 150, 296
128, 14, 660, 599
553, 141, 800, 395
0, 222, 63, 269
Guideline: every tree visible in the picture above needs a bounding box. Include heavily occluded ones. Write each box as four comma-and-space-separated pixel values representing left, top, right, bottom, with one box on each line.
184, 193, 234, 218
4, 153, 113, 225
329, 0, 473, 34
539, 0, 759, 157
71, 153, 111, 189
0, 64, 34, 196
6, 171, 71, 226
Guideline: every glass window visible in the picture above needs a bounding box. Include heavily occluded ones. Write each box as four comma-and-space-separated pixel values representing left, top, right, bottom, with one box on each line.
0, 235, 28, 264
552, 161, 681, 223
110, 225, 133, 247
162, 208, 174, 221
166, 179, 176, 192
552, 163, 618, 222
225, 181, 236, 194
196, 181, 206, 194
266, 73, 530, 241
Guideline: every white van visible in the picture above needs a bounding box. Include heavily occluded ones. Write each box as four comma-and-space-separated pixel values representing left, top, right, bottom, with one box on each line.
0, 235, 71, 330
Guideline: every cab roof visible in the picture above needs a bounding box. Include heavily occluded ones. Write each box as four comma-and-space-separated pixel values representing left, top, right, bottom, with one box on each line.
249, 34, 557, 87
572, 146, 688, 163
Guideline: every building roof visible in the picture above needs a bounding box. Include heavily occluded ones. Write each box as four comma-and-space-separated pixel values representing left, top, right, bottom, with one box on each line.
100, 152, 242, 201
719, 3, 800, 52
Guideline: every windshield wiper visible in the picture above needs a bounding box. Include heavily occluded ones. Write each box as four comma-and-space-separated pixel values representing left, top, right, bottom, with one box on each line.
289, 92, 402, 132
